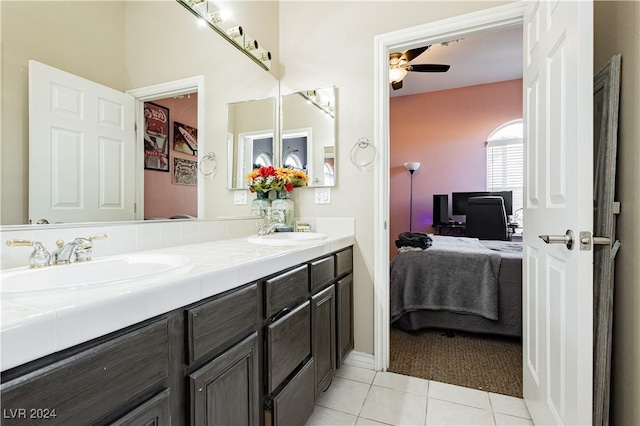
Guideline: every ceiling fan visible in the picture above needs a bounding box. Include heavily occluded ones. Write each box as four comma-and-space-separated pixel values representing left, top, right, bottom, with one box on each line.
389, 45, 450, 90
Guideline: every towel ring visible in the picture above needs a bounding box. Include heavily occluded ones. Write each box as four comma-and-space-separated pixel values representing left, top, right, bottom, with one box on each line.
350, 137, 376, 167
199, 152, 218, 177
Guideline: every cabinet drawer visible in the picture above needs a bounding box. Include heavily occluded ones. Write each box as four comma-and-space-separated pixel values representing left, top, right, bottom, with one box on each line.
187, 283, 259, 363
265, 265, 308, 319
266, 358, 315, 426
309, 255, 335, 292
336, 247, 353, 278
266, 301, 311, 393
1, 320, 169, 426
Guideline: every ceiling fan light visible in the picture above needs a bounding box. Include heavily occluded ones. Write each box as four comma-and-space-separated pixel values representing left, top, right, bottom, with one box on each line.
389, 68, 407, 83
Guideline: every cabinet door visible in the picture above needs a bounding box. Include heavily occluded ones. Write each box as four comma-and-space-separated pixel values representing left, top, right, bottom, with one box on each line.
312, 285, 336, 396
189, 333, 260, 426
336, 274, 354, 368
267, 359, 315, 426
109, 389, 170, 426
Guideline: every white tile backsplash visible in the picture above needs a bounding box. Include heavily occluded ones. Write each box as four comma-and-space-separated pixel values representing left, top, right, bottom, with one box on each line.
1, 217, 355, 271
0, 217, 271, 270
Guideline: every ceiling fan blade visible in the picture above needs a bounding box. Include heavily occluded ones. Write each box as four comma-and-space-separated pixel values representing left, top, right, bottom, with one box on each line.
391, 80, 403, 90
409, 64, 451, 73
402, 46, 430, 62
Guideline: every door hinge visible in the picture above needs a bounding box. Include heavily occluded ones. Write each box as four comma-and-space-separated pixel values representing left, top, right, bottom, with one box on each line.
579, 231, 612, 251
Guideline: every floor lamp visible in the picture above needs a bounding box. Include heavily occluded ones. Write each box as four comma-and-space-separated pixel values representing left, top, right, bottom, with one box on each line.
404, 162, 421, 231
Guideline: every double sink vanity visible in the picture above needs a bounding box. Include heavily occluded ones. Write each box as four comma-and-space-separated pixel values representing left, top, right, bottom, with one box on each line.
0, 229, 354, 425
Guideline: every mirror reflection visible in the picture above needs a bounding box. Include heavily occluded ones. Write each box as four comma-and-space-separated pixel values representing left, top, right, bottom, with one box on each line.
226, 98, 277, 190
281, 86, 336, 187
0, 1, 279, 225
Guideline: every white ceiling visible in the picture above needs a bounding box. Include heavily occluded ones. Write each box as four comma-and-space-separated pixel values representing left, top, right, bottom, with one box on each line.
389, 26, 523, 98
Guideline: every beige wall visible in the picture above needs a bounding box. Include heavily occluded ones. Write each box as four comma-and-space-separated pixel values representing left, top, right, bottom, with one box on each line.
279, 0, 511, 355
594, 2, 640, 425
0, 1, 126, 225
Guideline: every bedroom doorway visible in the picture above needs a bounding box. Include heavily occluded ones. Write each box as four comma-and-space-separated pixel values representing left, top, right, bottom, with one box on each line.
374, 2, 595, 424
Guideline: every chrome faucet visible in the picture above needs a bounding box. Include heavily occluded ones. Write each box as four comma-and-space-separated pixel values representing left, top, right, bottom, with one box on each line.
6, 239, 52, 268
52, 233, 108, 265
258, 208, 287, 235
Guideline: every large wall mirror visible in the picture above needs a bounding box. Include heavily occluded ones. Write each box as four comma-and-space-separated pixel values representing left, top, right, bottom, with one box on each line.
1, 1, 279, 226
281, 86, 336, 187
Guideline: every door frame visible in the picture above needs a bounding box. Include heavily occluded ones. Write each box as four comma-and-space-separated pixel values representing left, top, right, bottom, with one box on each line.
372, 2, 527, 371
127, 76, 205, 220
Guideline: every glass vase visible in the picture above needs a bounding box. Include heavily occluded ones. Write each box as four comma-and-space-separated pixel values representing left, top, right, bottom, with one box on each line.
271, 190, 294, 227
251, 191, 271, 218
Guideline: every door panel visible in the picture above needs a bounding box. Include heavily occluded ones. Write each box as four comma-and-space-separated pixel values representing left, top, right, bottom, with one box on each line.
522, 1, 593, 424
29, 60, 135, 224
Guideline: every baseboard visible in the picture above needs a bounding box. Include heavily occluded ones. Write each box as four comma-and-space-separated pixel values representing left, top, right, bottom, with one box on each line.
343, 350, 375, 370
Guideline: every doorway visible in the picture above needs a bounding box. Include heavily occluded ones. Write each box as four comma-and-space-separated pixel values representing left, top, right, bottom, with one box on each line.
372, 2, 527, 374
127, 76, 205, 220
374, 2, 595, 424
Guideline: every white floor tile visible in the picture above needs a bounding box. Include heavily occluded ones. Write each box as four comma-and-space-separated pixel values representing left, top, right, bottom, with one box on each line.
335, 365, 377, 384
426, 398, 496, 426
494, 412, 534, 426
315, 377, 371, 416
428, 380, 492, 410
489, 393, 531, 419
305, 405, 357, 426
355, 417, 390, 425
373, 371, 429, 396
359, 385, 427, 426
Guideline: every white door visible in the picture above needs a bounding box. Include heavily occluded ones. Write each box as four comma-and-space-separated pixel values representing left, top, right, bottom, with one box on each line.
522, 1, 593, 425
29, 60, 135, 224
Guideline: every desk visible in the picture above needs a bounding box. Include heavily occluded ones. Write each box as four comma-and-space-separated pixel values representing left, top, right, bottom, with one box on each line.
432, 223, 465, 236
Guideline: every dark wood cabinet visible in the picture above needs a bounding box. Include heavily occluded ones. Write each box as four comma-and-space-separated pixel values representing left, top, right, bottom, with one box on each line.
0, 320, 170, 426
311, 285, 336, 396
336, 273, 354, 368
189, 333, 260, 426
1, 246, 354, 426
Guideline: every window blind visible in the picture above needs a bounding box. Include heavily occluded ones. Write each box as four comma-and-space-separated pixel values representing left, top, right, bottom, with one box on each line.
486, 137, 523, 215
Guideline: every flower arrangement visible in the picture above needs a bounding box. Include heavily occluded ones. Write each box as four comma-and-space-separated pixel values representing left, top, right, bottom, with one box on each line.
275, 167, 309, 192
246, 165, 277, 193
246, 166, 309, 193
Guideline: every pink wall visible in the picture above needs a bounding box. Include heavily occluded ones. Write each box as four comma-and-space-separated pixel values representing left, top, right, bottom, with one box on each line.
390, 79, 522, 257
144, 94, 198, 219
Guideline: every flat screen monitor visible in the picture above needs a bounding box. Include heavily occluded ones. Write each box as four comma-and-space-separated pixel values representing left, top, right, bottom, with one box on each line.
451, 191, 513, 216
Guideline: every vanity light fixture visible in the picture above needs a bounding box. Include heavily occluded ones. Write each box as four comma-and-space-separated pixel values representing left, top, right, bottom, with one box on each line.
176, 0, 272, 71
245, 39, 258, 51
226, 26, 243, 40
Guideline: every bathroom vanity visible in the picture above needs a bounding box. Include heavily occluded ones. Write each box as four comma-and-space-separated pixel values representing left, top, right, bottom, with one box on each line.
0, 235, 353, 426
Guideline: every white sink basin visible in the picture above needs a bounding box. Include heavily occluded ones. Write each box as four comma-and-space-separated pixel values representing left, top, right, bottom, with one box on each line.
1, 254, 193, 294
247, 232, 327, 246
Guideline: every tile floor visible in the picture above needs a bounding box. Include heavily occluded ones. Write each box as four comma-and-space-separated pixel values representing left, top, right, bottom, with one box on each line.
306, 365, 533, 426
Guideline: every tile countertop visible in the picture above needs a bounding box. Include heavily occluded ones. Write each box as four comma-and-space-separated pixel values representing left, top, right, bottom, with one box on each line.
0, 232, 354, 372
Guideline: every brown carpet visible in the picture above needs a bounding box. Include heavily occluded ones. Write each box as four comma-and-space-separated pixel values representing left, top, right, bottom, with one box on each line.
389, 327, 523, 398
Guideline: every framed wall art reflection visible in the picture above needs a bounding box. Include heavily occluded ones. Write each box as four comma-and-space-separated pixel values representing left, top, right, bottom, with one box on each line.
174, 121, 198, 156
144, 102, 170, 172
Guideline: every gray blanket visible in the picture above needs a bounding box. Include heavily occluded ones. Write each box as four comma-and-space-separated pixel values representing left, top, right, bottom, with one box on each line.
390, 236, 502, 321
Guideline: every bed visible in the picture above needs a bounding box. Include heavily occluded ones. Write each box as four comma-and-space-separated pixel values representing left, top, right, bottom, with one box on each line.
390, 235, 523, 338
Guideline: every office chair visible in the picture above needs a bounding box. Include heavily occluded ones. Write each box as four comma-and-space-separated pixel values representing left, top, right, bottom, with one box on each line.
464, 196, 509, 241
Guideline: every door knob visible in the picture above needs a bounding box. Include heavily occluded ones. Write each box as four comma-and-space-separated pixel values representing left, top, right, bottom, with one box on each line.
539, 229, 574, 250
